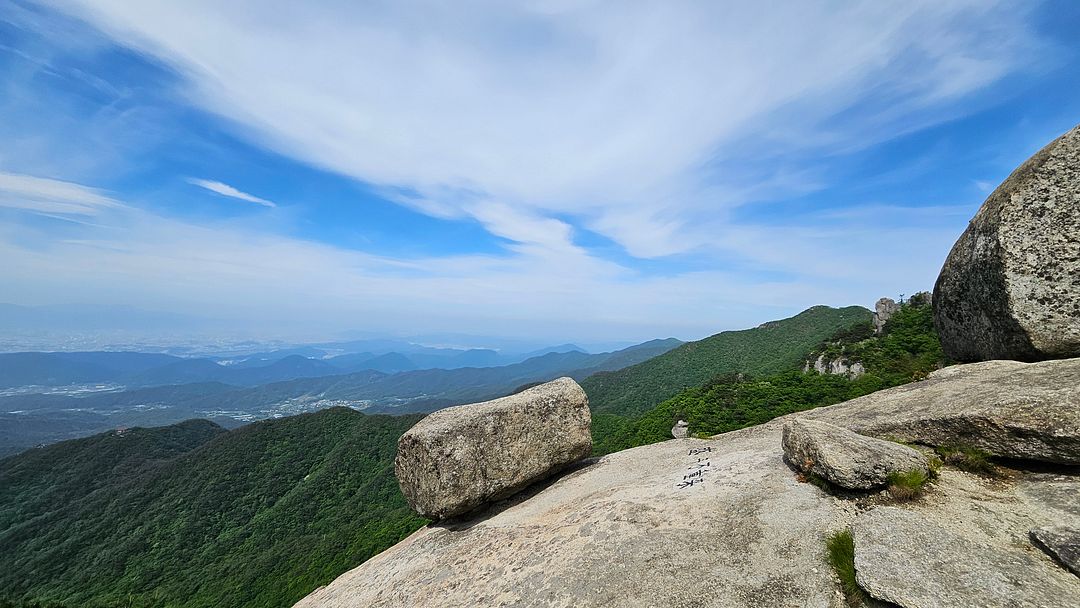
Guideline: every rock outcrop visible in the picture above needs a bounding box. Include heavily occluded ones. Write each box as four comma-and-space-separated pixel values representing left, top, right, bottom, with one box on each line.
297, 403, 1080, 607
802, 354, 865, 378
800, 358, 1080, 465
873, 297, 899, 334
394, 377, 591, 520
934, 123, 1080, 362
1031, 526, 1080, 577
781, 419, 928, 490
853, 507, 1078, 608
671, 420, 689, 439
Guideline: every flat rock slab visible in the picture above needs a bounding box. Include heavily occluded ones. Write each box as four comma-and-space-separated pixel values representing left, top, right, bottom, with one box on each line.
853, 507, 1080, 608
801, 358, 1080, 464
782, 419, 928, 489
395, 377, 591, 519
1031, 527, 1080, 577
297, 426, 844, 608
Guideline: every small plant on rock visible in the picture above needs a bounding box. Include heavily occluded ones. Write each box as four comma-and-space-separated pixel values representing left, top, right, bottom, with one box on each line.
886, 468, 929, 501
826, 529, 867, 606
936, 444, 996, 475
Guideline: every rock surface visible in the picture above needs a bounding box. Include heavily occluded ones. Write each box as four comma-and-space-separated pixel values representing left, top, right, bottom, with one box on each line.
853, 507, 1079, 608
873, 297, 899, 334
934, 123, 1080, 362
803, 354, 865, 379
781, 419, 927, 489
801, 358, 1080, 464
394, 377, 591, 520
1031, 526, 1080, 577
297, 360, 1080, 608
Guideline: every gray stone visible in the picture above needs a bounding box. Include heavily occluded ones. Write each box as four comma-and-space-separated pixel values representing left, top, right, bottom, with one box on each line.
781, 419, 928, 490
873, 297, 899, 335
1031, 526, 1080, 577
296, 427, 847, 608
671, 420, 689, 439
801, 358, 1080, 465
394, 377, 591, 520
295, 416, 1080, 608
853, 507, 1080, 608
934, 123, 1080, 362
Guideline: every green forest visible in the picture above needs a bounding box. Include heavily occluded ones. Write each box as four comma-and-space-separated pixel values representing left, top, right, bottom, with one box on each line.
582, 305, 873, 417
591, 298, 946, 455
0, 409, 426, 608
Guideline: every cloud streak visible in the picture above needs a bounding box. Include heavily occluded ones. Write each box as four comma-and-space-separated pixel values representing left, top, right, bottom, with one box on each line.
187, 178, 276, 207
0, 171, 122, 215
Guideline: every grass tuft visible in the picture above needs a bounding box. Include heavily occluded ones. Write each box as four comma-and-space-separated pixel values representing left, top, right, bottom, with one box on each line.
826, 529, 867, 605
886, 468, 929, 501
936, 444, 996, 475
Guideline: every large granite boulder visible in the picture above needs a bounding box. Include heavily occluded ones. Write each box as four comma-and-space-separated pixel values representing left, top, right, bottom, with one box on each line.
934, 123, 1080, 362
853, 507, 1079, 607
801, 358, 1080, 465
395, 377, 591, 520
781, 419, 928, 489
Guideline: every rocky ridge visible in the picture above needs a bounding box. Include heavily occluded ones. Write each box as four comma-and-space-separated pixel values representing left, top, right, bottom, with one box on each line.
296, 364, 1080, 607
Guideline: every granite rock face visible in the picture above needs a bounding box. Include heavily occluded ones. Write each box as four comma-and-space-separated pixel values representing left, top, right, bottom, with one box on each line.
1030, 526, 1080, 577
853, 507, 1080, 608
802, 358, 1080, 465
873, 297, 899, 335
395, 377, 591, 520
781, 419, 928, 490
934, 123, 1080, 362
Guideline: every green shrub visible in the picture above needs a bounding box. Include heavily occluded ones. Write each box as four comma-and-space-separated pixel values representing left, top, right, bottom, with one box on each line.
826, 529, 867, 605
936, 444, 996, 475
886, 468, 929, 501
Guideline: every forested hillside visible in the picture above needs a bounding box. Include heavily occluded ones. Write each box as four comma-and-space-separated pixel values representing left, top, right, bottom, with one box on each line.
0, 409, 426, 608
591, 299, 946, 455
582, 305, 873, 417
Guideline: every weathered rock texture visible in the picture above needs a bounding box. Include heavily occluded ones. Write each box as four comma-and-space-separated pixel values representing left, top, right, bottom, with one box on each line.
934, 123, 1080, 362
782, 419, 927, 489
802, 354, 865, 378
1031, 526, 1080, 577
873, 297, 899, 335
853, 507, 1079, 608
297, 360, 1080, 608
395, 377, 591, 520
802, 358, 1080, 465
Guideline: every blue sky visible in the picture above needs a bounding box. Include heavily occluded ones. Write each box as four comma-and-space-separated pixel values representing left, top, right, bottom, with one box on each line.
1, 0, 1078, 345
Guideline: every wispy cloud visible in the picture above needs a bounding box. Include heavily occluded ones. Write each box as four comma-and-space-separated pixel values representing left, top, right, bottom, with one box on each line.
0, 171, 122, 215
57, 1, 1040, 259
187, 178, 276, 207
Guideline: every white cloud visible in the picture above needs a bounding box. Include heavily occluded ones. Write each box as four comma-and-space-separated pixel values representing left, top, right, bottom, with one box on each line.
0, 171, 122, 215
54, 0, 1038, 259
0, 174, 956, 342
187, 178, 276, 208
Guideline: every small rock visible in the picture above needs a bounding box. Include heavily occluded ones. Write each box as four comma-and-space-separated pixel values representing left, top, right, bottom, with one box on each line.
672, 420, 689, 439
934, 123, 1080, 362
395, 377, 591, 520
1031, 526, 1080, 577
781, 419, 928, 490
853, 507, 1080, 607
